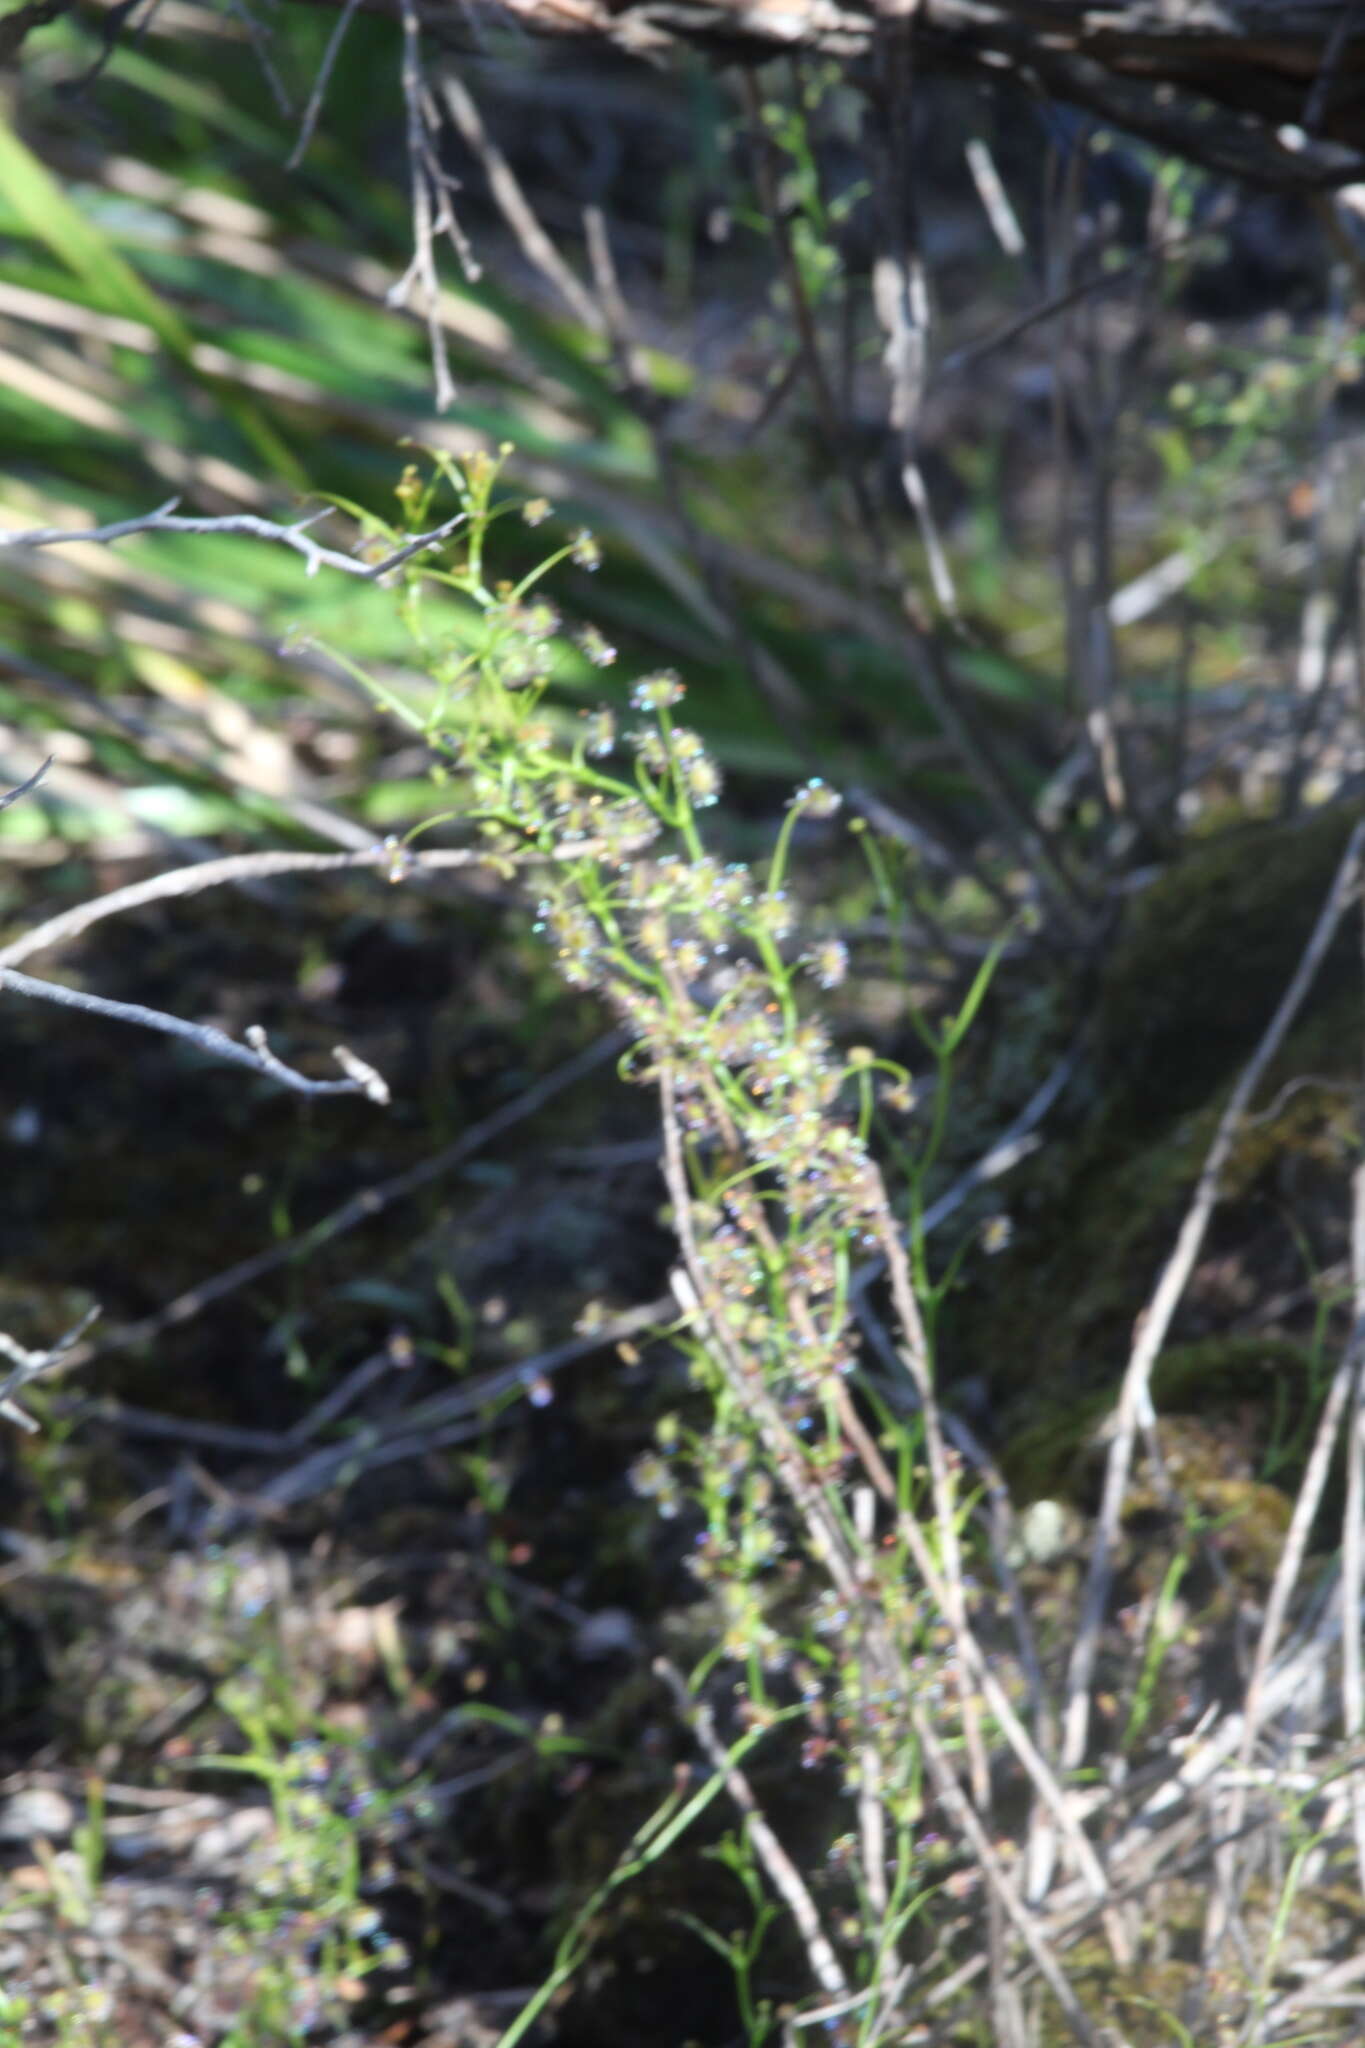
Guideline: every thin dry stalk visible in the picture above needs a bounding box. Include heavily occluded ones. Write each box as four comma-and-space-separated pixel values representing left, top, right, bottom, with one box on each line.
865, 1185, 993, 1806
1121, 1572, 1342, 1847
286, 0, 363, 167
659, 1071, 951, 2016
1262, 1945, 1365, 2032
576, 199, 816, 744
1211, 1145, 1365, 1958
964, 136, 1026, 257
0, 756, 51, 811
1282, 472, 1363, 820
869, 1176, 1125, 1952
1, 757, 379, 1133
739, 70, 884, 552
827, 1362, 1118, 1931
440, 70, 604, 336
389, 0, 479, 410
581, 206, 648, 391
865, 49, 1092, 932
1047, 132, 1087, 729
939, 195, 1236, 388
0, 1308, 100, 1431
655, 1658, 850, 2002
213, 1297, 672, 1524
1344, 1366, 1365, 1883
867, 44, 959, 619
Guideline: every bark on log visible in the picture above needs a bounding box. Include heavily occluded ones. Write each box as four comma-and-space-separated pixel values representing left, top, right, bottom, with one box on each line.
433, 0, 1365, 189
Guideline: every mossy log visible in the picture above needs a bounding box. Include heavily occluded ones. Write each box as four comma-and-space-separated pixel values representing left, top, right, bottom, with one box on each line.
958, 806, 1361, 1455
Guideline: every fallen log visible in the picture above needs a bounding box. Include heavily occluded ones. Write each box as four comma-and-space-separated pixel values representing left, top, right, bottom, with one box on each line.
426, 0, 1365, 188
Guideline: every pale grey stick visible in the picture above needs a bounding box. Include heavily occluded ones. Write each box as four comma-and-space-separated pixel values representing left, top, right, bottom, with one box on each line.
0, 843, 489, 972
0, 499, 467, 580
441, 70, 602, 334
0, 756, 52, 812
0, 1307, 100, 1431
0, 968, 389, 1101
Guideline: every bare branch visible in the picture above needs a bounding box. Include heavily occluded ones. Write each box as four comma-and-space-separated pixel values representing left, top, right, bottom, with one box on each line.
0, 967, 391, 1102
0, 842, 489, 974
287, 0, 365, 167
468, 0, 1365, 190
389, 0, 481, 409
212, 1294, 671, 1521
0, 498, 468, 581
0, 1307, 100, 1431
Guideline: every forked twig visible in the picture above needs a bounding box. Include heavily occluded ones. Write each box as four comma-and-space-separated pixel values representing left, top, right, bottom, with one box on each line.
0, 841, 501, 1108
0, 967, 390, 1102
388, 0, 480, 410
0, 1308, 100, 1431
0, 498, 468, 580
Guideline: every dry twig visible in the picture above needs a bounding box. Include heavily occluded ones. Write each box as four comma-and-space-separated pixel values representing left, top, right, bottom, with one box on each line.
0, 966, 391, 1100
0, 497, 469, 578
388, 0, 480, 410
0, 842, 489, 974
0, 1308, 100, 1431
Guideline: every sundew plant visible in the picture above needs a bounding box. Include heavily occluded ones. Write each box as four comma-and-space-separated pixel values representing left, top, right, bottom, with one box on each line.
315, 449, 1042, 2047
12, 440, 1354, 2046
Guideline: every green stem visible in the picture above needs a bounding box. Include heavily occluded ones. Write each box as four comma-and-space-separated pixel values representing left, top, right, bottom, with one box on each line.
765, 798, 805, 900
